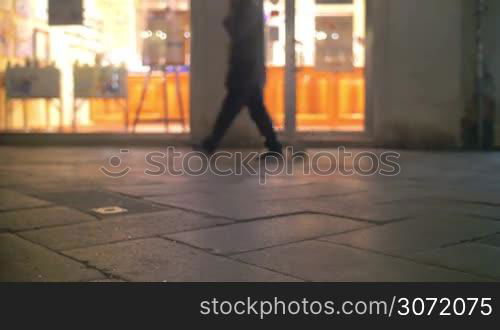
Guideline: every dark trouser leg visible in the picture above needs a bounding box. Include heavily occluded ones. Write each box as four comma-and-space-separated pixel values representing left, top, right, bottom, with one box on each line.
207, 88, 247, 147
247, 87, 282, 151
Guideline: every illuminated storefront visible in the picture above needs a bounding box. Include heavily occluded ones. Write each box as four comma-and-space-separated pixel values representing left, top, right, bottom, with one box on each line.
0, 0, 366, 135
1, 0, 490, 148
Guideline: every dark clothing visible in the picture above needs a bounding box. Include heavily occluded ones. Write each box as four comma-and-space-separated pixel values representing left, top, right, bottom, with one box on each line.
204, 0, 281, 152
224, 0, 266, 89
208, 85, 281, 151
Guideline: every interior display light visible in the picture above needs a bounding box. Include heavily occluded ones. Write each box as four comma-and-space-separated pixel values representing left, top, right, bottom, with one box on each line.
155, 31, 168, 40
141, 30, 153, 39
316, 31, 327, 41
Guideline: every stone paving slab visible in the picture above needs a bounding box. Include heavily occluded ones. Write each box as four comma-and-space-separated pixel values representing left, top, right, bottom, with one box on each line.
149, 193, 308, 221
20, 210, 230, 251
235, 240, 488, 282
0, 206, 97, 232
0, 189, 52, 211
431, 191, 500, 207
321, 215, 500, 257
66, 238, 300, 282
254, 183, 365, 202
166, 214, 371, 255
0, 234, 102, 282
412, 243, 500, 280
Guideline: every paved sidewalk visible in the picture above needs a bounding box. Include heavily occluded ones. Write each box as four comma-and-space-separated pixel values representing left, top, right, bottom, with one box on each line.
0, 146, 499, 282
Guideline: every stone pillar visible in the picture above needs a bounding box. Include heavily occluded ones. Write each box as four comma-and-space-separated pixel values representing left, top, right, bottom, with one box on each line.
370, 0, 474, 148
485, 0, 500, 146
190, 0, 263, 147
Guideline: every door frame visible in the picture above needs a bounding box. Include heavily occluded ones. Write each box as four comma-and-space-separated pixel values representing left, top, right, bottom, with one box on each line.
283, 0, 375, 144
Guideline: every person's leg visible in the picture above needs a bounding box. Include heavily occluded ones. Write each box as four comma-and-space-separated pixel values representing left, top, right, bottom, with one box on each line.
247, 87, 282, 152
203, 87, 247, 152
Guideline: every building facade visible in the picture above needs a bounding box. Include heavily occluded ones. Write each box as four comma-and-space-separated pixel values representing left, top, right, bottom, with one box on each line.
0, 0, 498, 148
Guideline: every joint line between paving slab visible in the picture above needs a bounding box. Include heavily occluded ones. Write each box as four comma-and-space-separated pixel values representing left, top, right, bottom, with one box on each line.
161, 225, 378, 271
49, 211, 389, 254
142, 201, 237, 221
316, 239, 498, 281
440, 199, 500, 208
13, 233, 129, 283
463, 214, 500, 222
108, 189, 210, 199
146, 200, 322, 223
262, 190, 368, 203
0, 204, 56, 214
54, 222, 233, 253
214, 227, 377, 258
158, 236, 309, 282
305, 211, 415, 225
11, 217, 102, 234
227, 211, 316, 223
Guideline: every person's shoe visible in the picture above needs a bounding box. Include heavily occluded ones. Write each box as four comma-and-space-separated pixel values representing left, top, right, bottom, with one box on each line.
193, 138, 217, 155
258, 140, 284, 160
258, 149, 284, 161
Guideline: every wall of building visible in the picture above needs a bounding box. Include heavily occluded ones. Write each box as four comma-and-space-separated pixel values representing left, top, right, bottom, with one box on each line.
190, 0, 265, 146
370, 0, 473, 148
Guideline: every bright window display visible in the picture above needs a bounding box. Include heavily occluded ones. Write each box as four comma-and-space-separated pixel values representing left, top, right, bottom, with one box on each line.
0, 0, 365, 134
264, 0, 366, 132
0, 0, 190, 133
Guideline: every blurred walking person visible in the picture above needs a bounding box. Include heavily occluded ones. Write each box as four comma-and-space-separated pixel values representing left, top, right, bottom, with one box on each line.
199, 0, 283, 156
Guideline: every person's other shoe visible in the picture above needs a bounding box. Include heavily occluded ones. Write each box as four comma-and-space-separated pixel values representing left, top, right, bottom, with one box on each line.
193, 138, 217, 155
